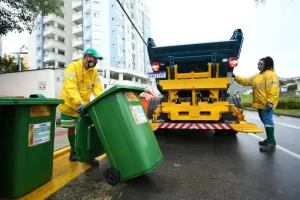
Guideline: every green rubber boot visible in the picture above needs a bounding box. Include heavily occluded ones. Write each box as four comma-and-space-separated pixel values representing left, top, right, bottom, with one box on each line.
260, 126, 276, 152
68, 134, 77, 161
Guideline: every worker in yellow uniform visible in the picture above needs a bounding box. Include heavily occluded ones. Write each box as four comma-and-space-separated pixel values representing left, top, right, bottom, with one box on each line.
232, 56, 280, 152
58, 48, 103, 165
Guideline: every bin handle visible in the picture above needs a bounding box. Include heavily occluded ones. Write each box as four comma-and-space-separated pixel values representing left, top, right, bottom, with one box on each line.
29, 94, 46, 98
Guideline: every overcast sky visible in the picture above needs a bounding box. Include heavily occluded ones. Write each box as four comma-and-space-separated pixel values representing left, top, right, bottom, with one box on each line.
2, 0, 300, 78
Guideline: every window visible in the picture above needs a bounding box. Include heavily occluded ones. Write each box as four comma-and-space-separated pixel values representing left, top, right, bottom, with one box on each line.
93, 12, 100, 18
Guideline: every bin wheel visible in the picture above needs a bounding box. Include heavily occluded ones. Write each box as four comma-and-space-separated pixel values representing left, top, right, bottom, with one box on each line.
105, 167, 120, 186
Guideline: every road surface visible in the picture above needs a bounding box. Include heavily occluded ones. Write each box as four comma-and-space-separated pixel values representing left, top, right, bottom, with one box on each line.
48, 111, 300, 200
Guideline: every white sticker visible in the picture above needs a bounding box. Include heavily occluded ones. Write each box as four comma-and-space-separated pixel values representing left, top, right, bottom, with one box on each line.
38, 81, 46, 90
130, 105, 148, 124
29, 122, 51, 146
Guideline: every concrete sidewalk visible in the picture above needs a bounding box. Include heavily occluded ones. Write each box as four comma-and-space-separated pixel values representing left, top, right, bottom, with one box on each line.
54, 125, 68, 151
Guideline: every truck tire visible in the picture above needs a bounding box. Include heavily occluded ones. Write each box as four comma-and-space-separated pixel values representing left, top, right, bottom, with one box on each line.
215, 130, 237, 136
214, 96, 242, 136
147, 97, 162, 119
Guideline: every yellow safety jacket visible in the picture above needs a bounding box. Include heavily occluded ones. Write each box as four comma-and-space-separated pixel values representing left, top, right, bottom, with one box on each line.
58, 59, 103, 117
234, 69, 280, 109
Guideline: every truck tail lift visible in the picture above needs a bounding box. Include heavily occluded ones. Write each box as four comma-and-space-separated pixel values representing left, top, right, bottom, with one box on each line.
146, 29, 263, 135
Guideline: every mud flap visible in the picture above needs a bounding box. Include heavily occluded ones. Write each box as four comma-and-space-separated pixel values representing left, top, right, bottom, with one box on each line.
230, 123, 264, 133
150, 121, 160, 131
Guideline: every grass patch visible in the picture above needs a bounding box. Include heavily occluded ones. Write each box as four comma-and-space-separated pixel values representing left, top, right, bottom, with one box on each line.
244, 107, 300, 116
241, 94, 300, 110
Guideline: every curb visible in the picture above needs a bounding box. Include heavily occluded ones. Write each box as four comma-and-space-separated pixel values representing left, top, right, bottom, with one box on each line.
243, 109, 300, 119
53, 146, 71, 159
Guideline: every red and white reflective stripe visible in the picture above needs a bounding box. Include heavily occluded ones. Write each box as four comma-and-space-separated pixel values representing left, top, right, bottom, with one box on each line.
158, 123, 232, 130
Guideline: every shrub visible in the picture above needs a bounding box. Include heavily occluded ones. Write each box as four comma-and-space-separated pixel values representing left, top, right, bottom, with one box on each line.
240, 94, 300, 109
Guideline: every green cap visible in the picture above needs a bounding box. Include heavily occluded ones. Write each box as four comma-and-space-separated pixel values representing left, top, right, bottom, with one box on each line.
84, 48, 103, 60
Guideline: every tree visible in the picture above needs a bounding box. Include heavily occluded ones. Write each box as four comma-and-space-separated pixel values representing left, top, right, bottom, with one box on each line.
0, 0, 64, 36
0, 55, 26, 73
279, 80, 285, 86
288, 84, 297, 91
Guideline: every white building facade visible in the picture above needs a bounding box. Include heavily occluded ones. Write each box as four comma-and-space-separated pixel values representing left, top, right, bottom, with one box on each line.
28, 0, 153, 89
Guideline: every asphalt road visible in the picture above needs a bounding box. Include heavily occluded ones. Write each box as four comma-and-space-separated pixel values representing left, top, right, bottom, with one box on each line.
48, 111, 300, 200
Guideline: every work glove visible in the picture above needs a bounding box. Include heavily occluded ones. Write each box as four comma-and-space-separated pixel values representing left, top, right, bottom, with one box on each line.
266, 102, 273, 110
232, 73, 236, 78
78, 103, 85, 116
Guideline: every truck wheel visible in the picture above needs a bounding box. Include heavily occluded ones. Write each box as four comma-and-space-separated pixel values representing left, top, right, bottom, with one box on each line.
105, 167, 120, 186
214, 130, 238, 136
147, 97, 162, 119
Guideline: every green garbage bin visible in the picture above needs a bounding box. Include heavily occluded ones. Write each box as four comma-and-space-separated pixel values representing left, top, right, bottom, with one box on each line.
76, 115, 106, 162
78, 85, 163, 185
0, 95, 63, 199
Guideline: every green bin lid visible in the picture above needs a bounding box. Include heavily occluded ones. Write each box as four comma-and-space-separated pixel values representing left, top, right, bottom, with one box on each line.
0, 98, 16, 105
85, 84, 144, 110
0, 95, 64, 105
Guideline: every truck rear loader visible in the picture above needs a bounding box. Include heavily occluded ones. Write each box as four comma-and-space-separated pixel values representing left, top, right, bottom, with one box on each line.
145, 29, 263, 135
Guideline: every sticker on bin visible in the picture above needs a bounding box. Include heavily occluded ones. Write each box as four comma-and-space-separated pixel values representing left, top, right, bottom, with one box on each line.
28, 122, 51, 146
130, 105, 148, 124
30, 105, 51, 117
125, 92, 138, 102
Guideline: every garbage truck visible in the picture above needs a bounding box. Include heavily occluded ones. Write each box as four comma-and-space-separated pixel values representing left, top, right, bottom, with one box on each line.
145, 29, 263, 135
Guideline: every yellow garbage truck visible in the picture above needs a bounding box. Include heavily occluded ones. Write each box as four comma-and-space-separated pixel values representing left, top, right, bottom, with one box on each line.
146, 29, 263, 135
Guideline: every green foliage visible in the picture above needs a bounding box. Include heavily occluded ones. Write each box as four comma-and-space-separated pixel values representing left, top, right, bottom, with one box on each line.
0, 0, 64, 36
288, 84, 297, 91
241, 94, 300, 109
279, 80, 285, 86
0, 55, 26, 73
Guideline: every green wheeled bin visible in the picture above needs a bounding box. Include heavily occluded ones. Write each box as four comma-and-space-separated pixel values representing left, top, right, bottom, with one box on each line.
77, 85, 163, 185
0, 95, 63, 199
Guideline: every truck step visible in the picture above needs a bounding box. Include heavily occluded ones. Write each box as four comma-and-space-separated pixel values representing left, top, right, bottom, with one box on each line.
158, 123, 232, 130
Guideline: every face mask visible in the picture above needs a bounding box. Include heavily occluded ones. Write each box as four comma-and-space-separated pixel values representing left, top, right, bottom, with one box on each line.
258, 65, 264, 72
88, 59, 96, 68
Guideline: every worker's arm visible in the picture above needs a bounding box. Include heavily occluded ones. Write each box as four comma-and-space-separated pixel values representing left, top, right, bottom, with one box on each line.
64, 66, 83, 105
234, 75, 253, 86
92, 70, 103, 97
265, 73, 279, 105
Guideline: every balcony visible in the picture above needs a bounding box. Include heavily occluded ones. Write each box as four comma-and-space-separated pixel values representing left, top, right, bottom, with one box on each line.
72, 37, 83, 48
72, 11, 83, 23
44, 39, 66, 51
43, 14, 65, 26
72, 50, 84, 60
44, 26, 65, 38
44, 52, 66, 63
72, 24, 83, 36
72, 0, 82, 11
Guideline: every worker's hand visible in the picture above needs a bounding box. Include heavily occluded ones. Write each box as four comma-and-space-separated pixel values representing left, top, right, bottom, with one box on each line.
232, 73, 236, 78
266, 102, 273, 110
78, 103, 85, 116
144, 88, 149, 93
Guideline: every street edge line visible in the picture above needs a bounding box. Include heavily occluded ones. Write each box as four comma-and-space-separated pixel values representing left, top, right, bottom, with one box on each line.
249, 134, 300, 160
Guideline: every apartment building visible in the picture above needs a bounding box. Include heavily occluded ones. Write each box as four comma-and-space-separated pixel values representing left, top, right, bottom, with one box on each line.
72, 0, 152, 84
28, 1, 73, 69
28, 0, 152, 87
